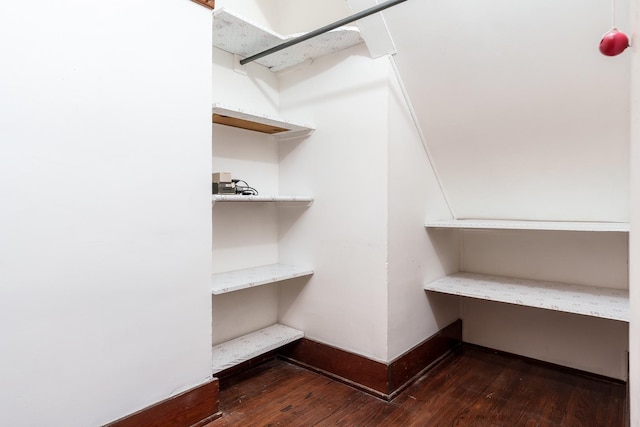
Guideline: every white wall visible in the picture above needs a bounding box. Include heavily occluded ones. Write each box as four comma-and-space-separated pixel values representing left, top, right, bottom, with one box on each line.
459, 229, 628, 379
211, 43, 282, 344
383, 0, 632, 379
277, 44, 391, 361
463, 300, 629, 378
277, 0, 352, 34
462, 230, 628, 289
461, 229, 629, 378
215, 0, 281, 31
629, 0, 639, 422
386, 58, 460, 360
0, 1, 212, 426
214, 0, 350, 35
211, 47, 282, 343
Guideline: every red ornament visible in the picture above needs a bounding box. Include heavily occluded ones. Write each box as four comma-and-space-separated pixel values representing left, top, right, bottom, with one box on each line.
599, 28, 629, 56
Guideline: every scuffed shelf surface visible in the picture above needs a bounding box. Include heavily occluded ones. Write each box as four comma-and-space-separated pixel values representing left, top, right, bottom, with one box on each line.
213, 103, 314, 137
212, 324, 304, 373
213, 8, 364, 72
212, 263, 314, 295
424, 272, 629, 322
212, 194, 313, 206
425, 219, 629, 233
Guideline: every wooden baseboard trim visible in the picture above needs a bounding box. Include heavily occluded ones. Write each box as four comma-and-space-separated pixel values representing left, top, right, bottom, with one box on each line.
216, 350, 280, 386
388, 319, 462, 397
104, 378, 220, 427
279, 348, 390, 400
625, 375, 630, 427
278, 319, 462, 400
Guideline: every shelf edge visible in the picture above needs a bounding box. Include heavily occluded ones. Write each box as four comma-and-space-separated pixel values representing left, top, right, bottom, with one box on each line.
425, 219, 630, 232
424, 272, 629, 322
212, 324, 304, 373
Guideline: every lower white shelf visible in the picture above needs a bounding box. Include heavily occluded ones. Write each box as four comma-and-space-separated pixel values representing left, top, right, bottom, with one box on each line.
424, 272, 629, 322
212, 264, 314, 295
212, 324, 304, 373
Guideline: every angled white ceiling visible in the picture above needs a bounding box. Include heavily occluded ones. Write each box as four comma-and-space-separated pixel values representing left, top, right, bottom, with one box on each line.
382, 0, 631, 221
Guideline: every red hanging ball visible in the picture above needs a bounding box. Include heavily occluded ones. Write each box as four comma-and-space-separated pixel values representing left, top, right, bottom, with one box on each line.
599, 28, 629, 56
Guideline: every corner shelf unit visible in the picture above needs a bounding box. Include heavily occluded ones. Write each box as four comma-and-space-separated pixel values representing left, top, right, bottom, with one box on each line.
424, 272, 629, 322
425, 219, 629, 233
212, 99, 313, 373
212, 324, 304, 373
213, 103, 314, 139
213, 8, 364, 72
212, 264, 314, 295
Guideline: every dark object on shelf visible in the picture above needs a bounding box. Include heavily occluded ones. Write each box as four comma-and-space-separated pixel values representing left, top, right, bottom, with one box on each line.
233, 179, 258, 196
213, 182, 235, 194
213, 172, 236, 194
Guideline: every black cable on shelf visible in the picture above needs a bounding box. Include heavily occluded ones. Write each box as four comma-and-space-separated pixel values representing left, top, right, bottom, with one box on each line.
232, 179, 259, 195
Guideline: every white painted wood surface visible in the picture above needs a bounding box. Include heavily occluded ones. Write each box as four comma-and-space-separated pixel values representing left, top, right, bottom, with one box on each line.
213, 103, 314, 138
212, 263, 313, 295
425, 219, 629, 232
212, 194, 313, 206
212, 324, 304, 373
213, 8, 363, 72
424, 272, 629, 322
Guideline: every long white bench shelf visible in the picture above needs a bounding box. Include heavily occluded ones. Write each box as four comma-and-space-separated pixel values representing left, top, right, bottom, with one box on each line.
212, 194, 314, 206
424, 272, 629, 322
212, 263, 314, 295
213, 102, 314, 138
425, 219, 629, 232
212, 324, 304, 373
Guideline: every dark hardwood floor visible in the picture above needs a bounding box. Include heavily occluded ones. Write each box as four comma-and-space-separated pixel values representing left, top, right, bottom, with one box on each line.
206, 345, 626, 426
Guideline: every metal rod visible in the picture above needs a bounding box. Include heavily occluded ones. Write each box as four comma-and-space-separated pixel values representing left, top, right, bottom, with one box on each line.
239, 0, 408, 66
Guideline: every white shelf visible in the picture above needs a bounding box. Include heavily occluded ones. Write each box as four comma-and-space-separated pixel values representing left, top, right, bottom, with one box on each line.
213, 103, 314, 138
212, 263, 314, 295
424, 272, 629, 322
425, 219, 629, 233
213, 8, 364, 72
212, 194, 314, 206
212, 324, 304, 373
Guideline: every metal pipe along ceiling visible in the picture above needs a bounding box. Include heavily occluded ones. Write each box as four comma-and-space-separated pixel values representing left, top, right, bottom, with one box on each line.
239, 0, 409, 66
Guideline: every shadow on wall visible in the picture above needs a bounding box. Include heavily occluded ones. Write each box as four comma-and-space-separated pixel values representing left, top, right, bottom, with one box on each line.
424, 227, 462, 329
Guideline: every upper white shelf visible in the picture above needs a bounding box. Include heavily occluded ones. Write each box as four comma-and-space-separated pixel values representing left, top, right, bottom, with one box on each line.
425, 219, 629, 233
213, 103, 314, 138
212, 194, 314, 207
424, 272, 629, 322
212, 263, 314, 295
213, 8, 364, 72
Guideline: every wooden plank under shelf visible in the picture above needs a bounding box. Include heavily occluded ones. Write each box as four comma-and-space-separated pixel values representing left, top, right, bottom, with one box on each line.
212, 324, 304, 373
212, 103, 314, 137
425, 219, 629, 232
213, 113, 288, 134
424, 272, 629, 322
192, 0, 214, 9
212, 263, 313, 295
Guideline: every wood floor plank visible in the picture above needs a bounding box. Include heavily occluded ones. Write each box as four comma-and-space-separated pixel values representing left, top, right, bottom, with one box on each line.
207, 346, 626, 426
